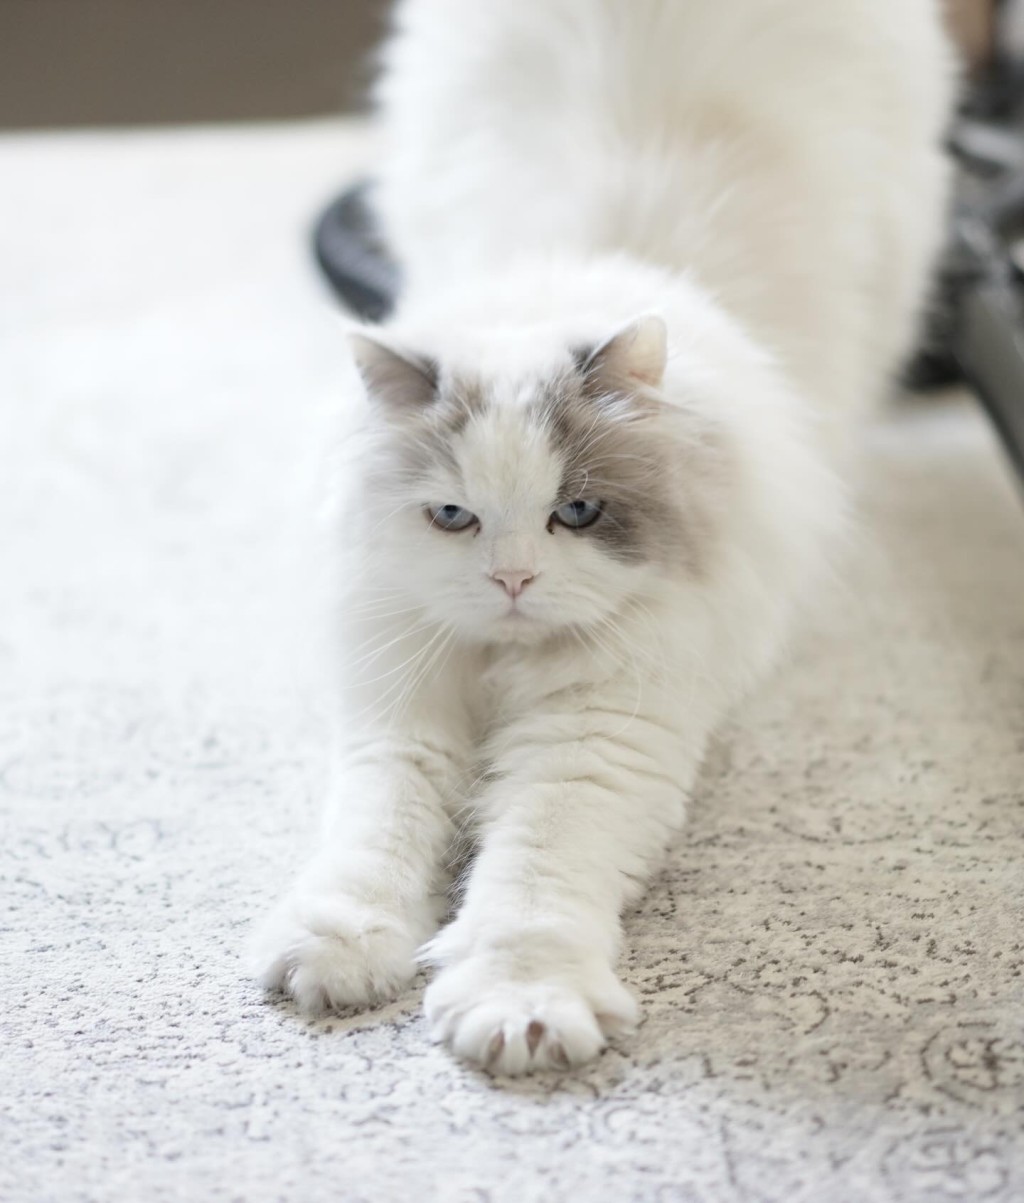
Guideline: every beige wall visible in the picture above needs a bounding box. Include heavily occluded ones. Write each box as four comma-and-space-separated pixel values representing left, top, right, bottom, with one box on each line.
947, 0, 995, 68
0, 0, 387, 129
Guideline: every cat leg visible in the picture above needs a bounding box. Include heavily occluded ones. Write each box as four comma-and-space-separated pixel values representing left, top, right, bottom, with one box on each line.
252, 617, 474, 1014
422, 691, 705, 1073
251, 729, 465, 1013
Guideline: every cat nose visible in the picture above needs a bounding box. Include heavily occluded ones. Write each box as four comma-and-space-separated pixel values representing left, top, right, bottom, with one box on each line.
490, 568, 535, 598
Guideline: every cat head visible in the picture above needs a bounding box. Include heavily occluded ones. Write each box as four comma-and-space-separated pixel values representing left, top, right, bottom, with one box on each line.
347, 316, 722, 643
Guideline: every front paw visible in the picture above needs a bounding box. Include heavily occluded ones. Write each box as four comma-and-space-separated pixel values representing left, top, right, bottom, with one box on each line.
424, 952, 638, 1075
250, 892, 428, 1014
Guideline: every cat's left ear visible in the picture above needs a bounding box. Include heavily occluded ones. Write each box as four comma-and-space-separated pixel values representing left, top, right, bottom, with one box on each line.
579, 314, 667, 392
348, 332, 438, 411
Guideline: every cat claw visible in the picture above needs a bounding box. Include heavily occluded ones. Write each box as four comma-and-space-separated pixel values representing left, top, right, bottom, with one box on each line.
424, 956, 637, 1075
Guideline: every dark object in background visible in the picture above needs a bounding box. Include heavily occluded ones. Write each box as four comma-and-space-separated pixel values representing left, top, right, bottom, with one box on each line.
937, 49, 1024, 481
314, 61, 1024, 482
314, 185, 398, 323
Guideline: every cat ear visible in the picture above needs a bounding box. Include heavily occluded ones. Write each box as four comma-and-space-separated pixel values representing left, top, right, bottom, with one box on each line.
348, 333, 438, 410
580, 315, 667, 391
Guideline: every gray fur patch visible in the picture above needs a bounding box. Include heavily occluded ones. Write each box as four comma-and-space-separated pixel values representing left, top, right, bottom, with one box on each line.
385, 374, 491, 484
534, 367, 723, 573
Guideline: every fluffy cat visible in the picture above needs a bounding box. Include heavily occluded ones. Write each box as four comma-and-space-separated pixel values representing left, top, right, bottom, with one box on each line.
253, 0, 955, 1073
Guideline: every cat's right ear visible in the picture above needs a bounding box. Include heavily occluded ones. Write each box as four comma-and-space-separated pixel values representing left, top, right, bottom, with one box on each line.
348, 333, 438, 411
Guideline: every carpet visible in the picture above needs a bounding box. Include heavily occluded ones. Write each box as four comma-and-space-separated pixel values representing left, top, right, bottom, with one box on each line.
2, 122, 1023, 1203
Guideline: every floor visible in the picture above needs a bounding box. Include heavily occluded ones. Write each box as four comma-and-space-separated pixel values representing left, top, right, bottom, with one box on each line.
2, 123, 1023, 1203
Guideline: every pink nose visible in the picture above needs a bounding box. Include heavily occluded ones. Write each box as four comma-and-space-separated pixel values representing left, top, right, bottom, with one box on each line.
490, 568, 535, 598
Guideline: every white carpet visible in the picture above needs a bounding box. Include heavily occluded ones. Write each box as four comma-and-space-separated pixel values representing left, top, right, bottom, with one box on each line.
2, 122, 1023, 1203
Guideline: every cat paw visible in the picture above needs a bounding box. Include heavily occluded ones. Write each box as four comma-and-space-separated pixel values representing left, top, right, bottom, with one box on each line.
423, 954, 638, 1074
250, 892, 427, 1014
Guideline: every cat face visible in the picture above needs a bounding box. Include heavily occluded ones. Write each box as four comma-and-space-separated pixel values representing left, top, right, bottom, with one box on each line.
351, 318, 712, 643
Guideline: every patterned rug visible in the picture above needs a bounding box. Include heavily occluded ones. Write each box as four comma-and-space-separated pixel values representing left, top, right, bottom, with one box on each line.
2, 123, 1022, 1203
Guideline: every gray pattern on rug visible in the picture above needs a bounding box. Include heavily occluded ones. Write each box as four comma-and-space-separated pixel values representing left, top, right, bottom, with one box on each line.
2, 125, 1022, 1203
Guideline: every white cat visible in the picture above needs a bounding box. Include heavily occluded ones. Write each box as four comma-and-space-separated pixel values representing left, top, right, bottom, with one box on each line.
253, 0, 955, 1073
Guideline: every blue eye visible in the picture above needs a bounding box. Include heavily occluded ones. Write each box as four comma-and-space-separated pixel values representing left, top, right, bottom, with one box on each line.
427, 504, 478, 531
551, 499, 603, 529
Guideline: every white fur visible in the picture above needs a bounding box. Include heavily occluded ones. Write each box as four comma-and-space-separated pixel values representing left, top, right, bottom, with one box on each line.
252, 0, 955, 1073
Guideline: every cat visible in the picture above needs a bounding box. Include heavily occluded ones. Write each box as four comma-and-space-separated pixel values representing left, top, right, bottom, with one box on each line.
252, 0, 955, 1074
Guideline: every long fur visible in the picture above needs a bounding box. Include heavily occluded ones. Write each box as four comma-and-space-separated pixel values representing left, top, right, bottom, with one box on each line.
252, 0, 955, 1074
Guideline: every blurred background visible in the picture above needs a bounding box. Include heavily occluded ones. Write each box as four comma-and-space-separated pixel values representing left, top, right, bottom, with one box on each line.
0, 0, 1007, 131
0, 0, 386, 128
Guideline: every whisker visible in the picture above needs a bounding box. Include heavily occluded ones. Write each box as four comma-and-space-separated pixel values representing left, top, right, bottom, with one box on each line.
350, 625, 447, 694
345, 621, 436, 672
